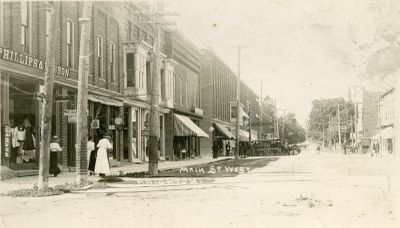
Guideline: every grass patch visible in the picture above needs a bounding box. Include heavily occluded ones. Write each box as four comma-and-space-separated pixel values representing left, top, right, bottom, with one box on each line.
2, 182, 97, 197
98, 175, 123, 183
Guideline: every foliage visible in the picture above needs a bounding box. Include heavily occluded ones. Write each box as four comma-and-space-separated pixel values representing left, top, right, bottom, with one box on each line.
279, 112, 306, 144
307, 98, 354, 142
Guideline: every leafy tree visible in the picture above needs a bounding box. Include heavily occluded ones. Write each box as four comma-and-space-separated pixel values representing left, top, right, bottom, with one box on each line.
307, 98, 354, 143
278, 112, 306, 144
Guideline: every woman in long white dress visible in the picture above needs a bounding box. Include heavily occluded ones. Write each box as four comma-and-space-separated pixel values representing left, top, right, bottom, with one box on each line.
95, 134, 113, 177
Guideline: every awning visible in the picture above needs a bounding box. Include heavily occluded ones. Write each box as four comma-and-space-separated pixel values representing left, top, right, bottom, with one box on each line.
381, 127, 394, 139
239, 129, 250, 141
213, 122, 235, 139
174, 114, 209, 138
88, 94, 123, 107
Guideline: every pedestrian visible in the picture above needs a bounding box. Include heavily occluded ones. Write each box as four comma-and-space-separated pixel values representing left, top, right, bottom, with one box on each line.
87, 136, 96, 175
49, 135, 62, 177
225, 142, 231, 157
95, 133, 113, 178
212, 141, 219, 158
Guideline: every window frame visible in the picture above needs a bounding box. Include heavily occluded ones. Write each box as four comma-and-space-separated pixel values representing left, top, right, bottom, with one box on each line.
66, 19, 74, 68
109, 41, 116, 82
20, 1, 30, 53
97, 35, 104, 79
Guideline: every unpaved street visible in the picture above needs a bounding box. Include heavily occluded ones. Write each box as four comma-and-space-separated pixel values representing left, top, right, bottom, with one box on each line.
1, 149, 397, 228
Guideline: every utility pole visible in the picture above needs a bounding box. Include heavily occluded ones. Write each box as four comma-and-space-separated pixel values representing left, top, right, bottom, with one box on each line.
259, 80, 263, 140
75, 1, 92, 185
275, 100, 279, 139
337, 104, 342, 149
38, 1, 57, 191
281, 109, 285, 146
235, 47, 241, 160
136, 3, 176, 175
148, 2, 163, 175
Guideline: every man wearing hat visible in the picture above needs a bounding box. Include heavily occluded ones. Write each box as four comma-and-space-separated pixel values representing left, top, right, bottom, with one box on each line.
49, 135, 62, 177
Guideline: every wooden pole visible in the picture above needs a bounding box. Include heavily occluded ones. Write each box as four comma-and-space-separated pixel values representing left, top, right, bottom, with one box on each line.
75, 1, 92, 185
337, 104, 342, 150
148, 2, 162, 175
38, 1, 57, 190
235, 47, 241, 160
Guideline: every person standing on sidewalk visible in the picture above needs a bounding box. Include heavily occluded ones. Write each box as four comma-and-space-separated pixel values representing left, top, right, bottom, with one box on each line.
95, 133, 113, 178
225, 142, 231, 157
87, 136, 96, 175
49, 135, 62, 177
212, 141, 219, 158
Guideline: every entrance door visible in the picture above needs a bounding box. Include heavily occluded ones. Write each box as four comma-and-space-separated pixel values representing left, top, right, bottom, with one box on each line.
67, 123, 76, 166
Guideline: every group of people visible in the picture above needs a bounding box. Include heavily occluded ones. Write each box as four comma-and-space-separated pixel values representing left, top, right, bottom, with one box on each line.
49, 133, 113, 178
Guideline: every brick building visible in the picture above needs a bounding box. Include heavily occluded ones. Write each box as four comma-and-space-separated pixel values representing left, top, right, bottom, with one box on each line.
200, 49, 259, 157
0, 1, 210, 179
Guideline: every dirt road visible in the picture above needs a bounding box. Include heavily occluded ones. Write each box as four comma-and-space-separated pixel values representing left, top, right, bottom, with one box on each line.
0, 148, 397, 228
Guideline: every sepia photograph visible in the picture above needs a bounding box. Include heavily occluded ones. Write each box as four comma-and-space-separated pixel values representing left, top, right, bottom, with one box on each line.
0, 0, 399, 227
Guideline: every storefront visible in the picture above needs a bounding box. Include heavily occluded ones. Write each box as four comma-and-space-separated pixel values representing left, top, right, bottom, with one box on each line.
87, 94, 124, 162
165, 112, 208, 160
212, 122, 235, 157
1, 75, 40, 170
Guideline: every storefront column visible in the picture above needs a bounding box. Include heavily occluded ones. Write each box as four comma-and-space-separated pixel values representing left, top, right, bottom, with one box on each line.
137, 108, 143, 161
60, 88, 68, 167
1, 75, 10, 167
160, 115, 165, 158
127, 107, 133, 162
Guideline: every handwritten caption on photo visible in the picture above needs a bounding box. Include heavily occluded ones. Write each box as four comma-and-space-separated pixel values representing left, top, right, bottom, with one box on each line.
179, 166, 251, 174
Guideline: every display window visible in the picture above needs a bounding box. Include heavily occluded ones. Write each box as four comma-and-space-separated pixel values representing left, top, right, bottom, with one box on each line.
6, 77, 38, 169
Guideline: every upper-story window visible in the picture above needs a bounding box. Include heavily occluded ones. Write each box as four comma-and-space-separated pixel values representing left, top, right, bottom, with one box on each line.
126, 53, 135, 87
109, 42, 116, 82
185, 80, 188, 107
66, 20, 74, 68
21, 1, 30, 53
97, 35, 104, 79
180, 75, 183, 106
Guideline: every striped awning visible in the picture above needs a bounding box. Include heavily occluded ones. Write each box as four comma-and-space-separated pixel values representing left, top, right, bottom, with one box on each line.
174, 114, 209, 138
213, 122, 235, 139
88, 94, 123, 107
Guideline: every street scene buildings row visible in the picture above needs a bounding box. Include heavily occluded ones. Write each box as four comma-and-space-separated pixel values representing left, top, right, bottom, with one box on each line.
0, 1, 261, 179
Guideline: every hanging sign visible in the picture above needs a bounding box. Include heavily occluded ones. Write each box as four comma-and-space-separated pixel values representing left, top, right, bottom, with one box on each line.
64, 109, 77, 123
115, 117, 123, 125
55, 95, 70, 103
91, 119, 100, 129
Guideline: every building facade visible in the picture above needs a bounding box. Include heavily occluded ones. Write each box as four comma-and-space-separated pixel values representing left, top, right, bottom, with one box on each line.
200, 49, 259, 157
0, 1, 206, 179
379, 88, 394, 154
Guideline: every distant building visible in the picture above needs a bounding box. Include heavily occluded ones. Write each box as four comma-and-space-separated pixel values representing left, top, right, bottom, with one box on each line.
199, 49, 259, 157
379, 88, 394, 154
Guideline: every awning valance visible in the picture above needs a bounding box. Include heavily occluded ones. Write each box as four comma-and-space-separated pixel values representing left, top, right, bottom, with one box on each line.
381, 127, 394, 139
88, 94, 123, 107
239, 129, 250, 141
213, 122, 235, 139
174, 114, 209, 138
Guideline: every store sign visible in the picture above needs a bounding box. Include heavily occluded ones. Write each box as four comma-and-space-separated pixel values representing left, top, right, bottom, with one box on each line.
115, 117, 123, 125
3, 125, 10, 157
0, 47, 70, 78
91, 119, 100, 129
193, 108, 204, 116
55, 95, 70, 103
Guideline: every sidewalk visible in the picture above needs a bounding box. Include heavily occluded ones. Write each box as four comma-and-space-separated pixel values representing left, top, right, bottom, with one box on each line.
0, 157, 229, 194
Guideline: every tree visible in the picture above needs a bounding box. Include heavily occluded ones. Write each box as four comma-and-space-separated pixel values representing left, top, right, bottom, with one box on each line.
307, 98, 354, 145
279, 112, 306, 144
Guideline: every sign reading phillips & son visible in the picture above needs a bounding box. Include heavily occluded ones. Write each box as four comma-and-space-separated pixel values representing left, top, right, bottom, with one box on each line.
0, 47, 71, 78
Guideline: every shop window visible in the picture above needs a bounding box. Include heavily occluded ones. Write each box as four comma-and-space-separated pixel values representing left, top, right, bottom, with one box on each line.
126, 53, 135, 87
21, 1, 30, 53
8, 77, 37, 165
161, 68, 165, 99
66, 20, 74, 68
109, 42, 116, 82
97, 35, 104, 79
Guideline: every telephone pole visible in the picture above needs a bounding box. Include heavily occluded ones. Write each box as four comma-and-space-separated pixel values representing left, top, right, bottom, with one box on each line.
337, 104, 342, 149
259, 80, 263, 140
281, 109, 285, 146
148, 2, 163, 175
235, 47, 241, 160
75, 1, 92, 184
38, 1, 57, 190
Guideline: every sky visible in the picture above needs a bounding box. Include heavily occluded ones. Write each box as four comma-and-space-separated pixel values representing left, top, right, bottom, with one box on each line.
161, 0, 397, 127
